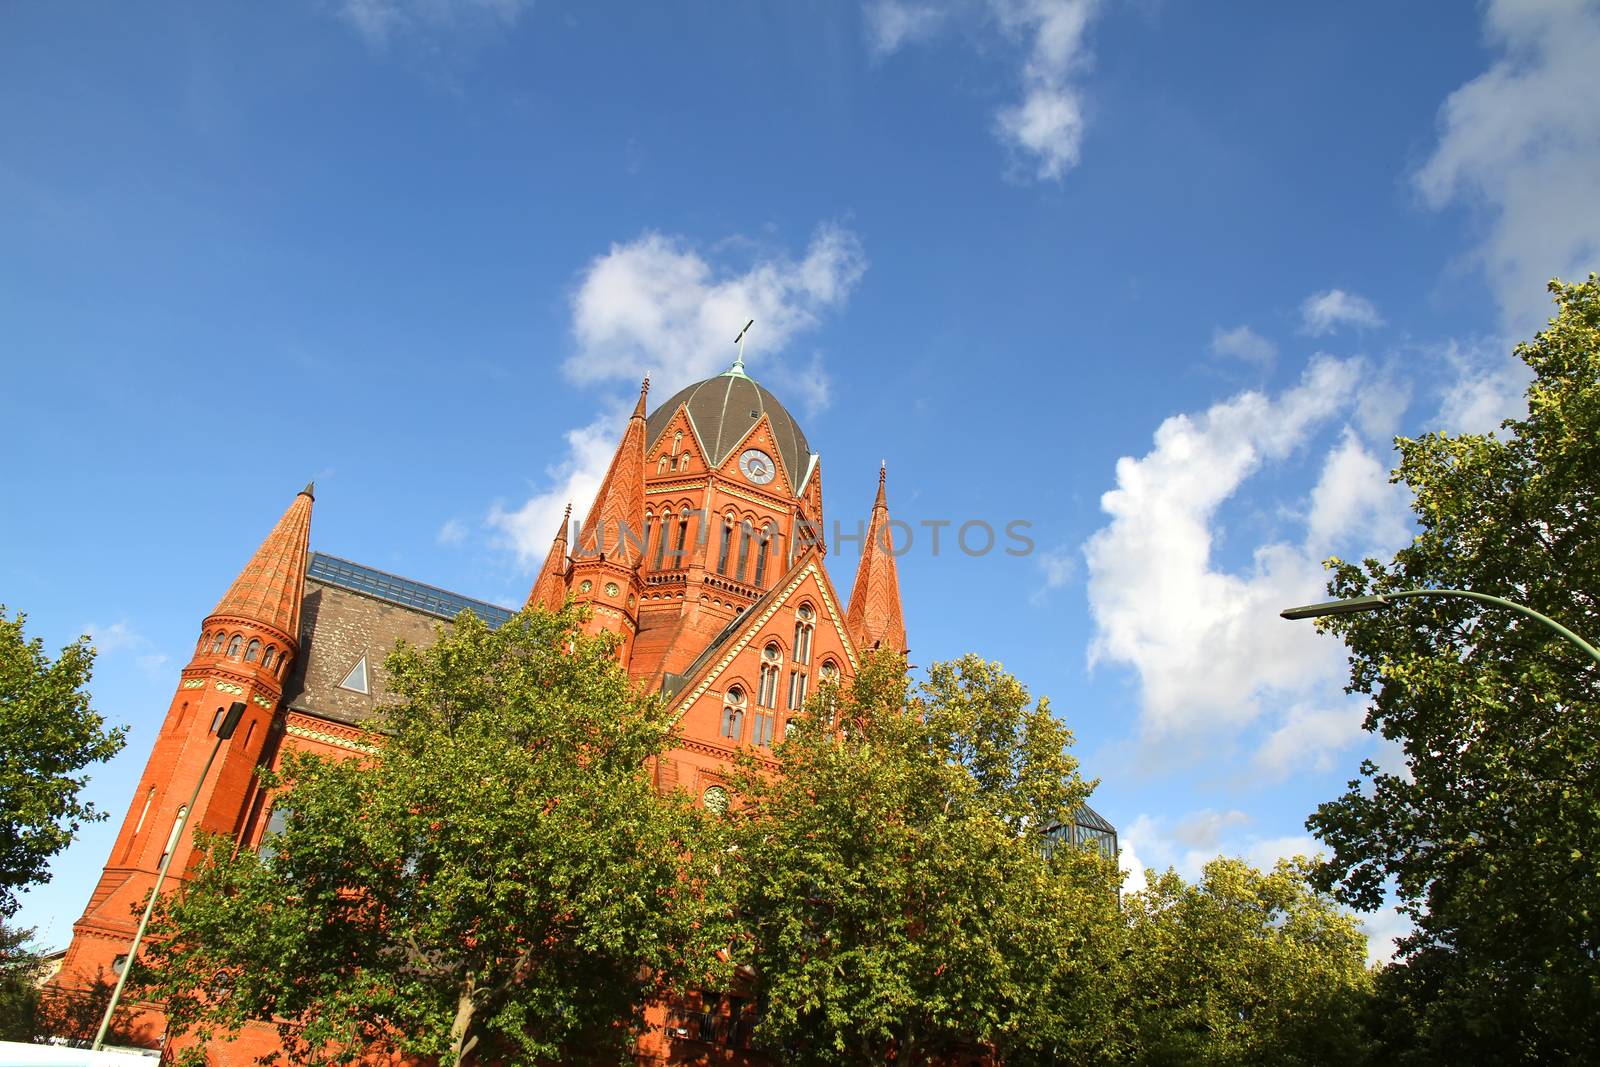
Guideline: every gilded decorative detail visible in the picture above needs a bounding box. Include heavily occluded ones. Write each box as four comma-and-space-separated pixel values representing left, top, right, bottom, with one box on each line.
214, 681, 244, 695
285, 722, 377, 754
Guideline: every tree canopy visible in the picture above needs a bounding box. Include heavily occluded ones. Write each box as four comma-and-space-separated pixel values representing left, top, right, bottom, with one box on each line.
138, 603, 730, 1066
726, 651, 1125, 1065
0, 606, 125, 917
1308, 276, 1600, 1062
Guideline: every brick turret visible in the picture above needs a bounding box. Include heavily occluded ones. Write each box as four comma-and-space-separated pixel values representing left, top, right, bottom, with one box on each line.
526, 502, 571, 612
845, 464, 907, 655
49, 485, 314, 1042
567, 380, 650, 658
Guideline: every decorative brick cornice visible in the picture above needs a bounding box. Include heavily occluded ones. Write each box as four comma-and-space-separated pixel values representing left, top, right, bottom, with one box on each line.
284, 712, 378, 754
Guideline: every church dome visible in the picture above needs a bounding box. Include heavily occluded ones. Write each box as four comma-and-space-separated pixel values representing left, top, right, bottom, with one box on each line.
646, 367, 813, 488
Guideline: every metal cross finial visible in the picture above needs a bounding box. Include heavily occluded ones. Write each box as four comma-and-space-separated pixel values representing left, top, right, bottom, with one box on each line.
731, 319, 754, 375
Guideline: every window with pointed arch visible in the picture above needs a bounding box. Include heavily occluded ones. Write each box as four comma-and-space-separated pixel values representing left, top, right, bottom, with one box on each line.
675, 506, 691, 563
717, 513, 735, 575
735, 519, 754, 582
787, 668, 808, 711
753, 522, 775, 588
654, 510, 672, 569
721, 685, 746, 743
226, 634, 243, 659
757, 643, 782, 708
642, 511, 653, 564
819, 659, 841, 714
794, 603, 815, 665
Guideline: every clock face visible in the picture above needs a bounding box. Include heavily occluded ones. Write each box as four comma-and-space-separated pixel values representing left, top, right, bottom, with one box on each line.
739, 448, 776, 485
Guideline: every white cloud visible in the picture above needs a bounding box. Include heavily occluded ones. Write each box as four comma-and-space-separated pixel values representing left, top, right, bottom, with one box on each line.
1254, 701, 1367, 781
864, 0, 1103, 182
1304, 428, 1412, 555
1415, 0, 1600, 333
488, 417, 619, 569
1209, 325, 1277, 367
337, 0, 530, 48
567, 225, 866, 399
1121, 811, 1321, 885
1029, 544, 1078, 604
991, 0, 1100, 180
85, 620, 170, 678
1299, 289, 1384, 336
1434, 337, 1529, 435
490, 226, 867, 569
1171, 808, 1251, 851
1360, 903, 1413, 966
1083, 358, 1414, 775
436, 518, 469, 546
864, 0, 949, 55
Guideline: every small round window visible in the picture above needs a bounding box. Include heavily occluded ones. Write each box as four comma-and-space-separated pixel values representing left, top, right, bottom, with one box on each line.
702, 785, 730, 814
798, 604, 815, 622
579, 580, 593, 593
605, 582, 620, 597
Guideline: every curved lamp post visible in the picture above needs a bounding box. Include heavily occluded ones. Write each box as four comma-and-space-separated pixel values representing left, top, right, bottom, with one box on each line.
1279, 589, 1600, 668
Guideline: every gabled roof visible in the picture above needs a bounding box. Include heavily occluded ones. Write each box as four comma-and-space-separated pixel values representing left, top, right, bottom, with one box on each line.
664, 550, 859, 722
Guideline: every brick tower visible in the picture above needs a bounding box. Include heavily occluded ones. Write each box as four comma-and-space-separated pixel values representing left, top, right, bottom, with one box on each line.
50, 485, 314, 1038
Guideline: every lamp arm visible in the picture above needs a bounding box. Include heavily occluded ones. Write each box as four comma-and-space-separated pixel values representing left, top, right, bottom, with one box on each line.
1383, 589, 1600, 668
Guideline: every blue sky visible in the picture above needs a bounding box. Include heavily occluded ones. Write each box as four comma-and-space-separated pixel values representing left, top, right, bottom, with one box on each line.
5, 0, 1598, 960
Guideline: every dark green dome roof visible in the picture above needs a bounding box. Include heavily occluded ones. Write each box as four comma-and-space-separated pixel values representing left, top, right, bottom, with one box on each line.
646, 368, 813, 489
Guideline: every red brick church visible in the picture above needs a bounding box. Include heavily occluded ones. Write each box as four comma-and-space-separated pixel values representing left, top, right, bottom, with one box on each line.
46, 355, 913, 1062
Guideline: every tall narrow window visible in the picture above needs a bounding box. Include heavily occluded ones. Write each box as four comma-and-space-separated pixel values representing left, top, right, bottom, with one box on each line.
226, 634, 243, 659
794, 604, 815, 665
753, 528, 770, 588
735, 522, 751, 582
758, 644, 782, 708
655, 512, 671, 569
675, 508, 689, 563
787, 669, 808, 711
658, 456, 669, 474
641, 512, 652, 564
752, 706, 775, 747
210, 632, 225, 654
245, 639, 261, 663
721, 686, 746, 742
262, 646, 276, 670
163, 806, 188, 861
258, 804, 291, 862
717, 517, 733, 574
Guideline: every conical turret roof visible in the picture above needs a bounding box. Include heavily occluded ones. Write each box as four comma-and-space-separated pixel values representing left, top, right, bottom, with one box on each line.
576, 380, 649, 568
527, 503, 571, 611
845, 465, 907, 655
210, 485, 314, 641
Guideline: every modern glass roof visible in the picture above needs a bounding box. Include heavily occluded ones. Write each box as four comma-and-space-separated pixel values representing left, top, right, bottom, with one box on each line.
307, 552, 515, 628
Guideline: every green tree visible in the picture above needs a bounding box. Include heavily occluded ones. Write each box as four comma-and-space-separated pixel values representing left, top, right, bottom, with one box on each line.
727, 652, 1124, 1065
0, 919, 42, 1042
1118, 857, 1373, 1067
0, 606, 126, 917
1308, 276, 1600, 1062
137, 603, 730, 1066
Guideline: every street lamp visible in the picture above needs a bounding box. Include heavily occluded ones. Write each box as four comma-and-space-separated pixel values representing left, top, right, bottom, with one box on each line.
93, 700, 248, 1050
1280, 588, 1600, 667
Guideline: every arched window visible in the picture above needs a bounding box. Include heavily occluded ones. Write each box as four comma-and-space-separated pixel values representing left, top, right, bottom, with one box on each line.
753, 525, 773, 588
794, 604, 815, 665
716, 514, 734, 575
197, 632, 208, 653
735, 520, 752, 582
277, 653, 290, 678
721, 686, 746, 742
210, 632, 225, 654
675, 507, 690, 562
655, 510, 672, 568
673, 431, 683, 453
658, 455, 669, 474
758, 644, 782, 708
787, 668, 809, 711
244, 639, 261, 663
262, 646, 276, 670
641, 511, 653, 563
226, 634, 243, 659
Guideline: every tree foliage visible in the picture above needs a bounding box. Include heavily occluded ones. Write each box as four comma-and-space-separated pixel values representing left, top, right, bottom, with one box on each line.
137, 603, 730, 1066
727, 651, 1125, 1065
1308, 276, 1600, 1062
0, 919, 42, 1043
0, 605, 126, 917
1118, 857, 1373, 1067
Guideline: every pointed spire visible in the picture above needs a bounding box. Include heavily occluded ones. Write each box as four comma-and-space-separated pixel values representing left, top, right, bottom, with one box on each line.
527, 502, 571, 611
210, 486, 314, 641
845, 463, 907, 655
575, 379, 649, 568
302, 481, 315, 500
